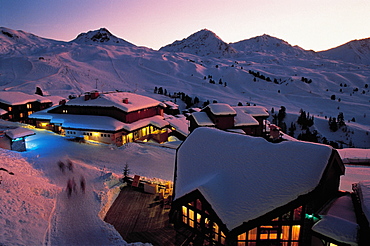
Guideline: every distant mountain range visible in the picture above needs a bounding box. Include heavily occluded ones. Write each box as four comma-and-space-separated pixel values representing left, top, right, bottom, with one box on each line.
2, 26, 370, 64
0, 26, 369, 148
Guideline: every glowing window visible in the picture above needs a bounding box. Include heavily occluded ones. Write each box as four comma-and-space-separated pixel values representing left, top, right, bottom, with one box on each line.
293, 206, 302, 221
292, 225, 300, 240
27, 103, 32, 109
182, 206, 188, 224
248, 227, 257, 240
258, 226, 280, 241
281, 226, 290, 241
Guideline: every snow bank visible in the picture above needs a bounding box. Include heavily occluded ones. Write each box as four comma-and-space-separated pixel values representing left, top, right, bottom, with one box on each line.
0, 149, 59, 245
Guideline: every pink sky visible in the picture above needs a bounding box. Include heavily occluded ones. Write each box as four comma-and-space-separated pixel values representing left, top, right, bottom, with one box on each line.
1, 0, 369, 51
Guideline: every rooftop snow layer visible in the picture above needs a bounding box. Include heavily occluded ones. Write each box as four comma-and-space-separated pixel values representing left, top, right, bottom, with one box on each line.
5, 127, 35, 139
233, 107, 259, 126
234, 106, 269, 117
206, 103, 236, 116
175, 127, 333, 230
191, 112, 215, 126
66, 92, 165, 113
0, 91, 51, 105
312, 194, 358, 245
30, 111, 168, 132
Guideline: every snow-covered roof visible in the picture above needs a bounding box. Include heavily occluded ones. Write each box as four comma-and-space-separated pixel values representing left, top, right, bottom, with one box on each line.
0, 108, 7, 115
234, 106, 269, 117
175, 127, 334, 230
191, 112, 215, 127
65, 92, 165, 113
233, 107, 259, 126
122, 115, 169, 132
337, 148, 370, 164
357, 180, 370, 223
163, 100, 179, 109
312, 194, 358, 245
5, 127, 35, 139
206, 103, 236, 116
51, 114, 126, 131
29, 111, 169, 132
0, 91, 52, 105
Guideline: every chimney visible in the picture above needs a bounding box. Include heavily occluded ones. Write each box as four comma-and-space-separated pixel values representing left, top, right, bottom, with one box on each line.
90, 90, 100, 99
122, 98, 129, 104
84, 92, 91, 101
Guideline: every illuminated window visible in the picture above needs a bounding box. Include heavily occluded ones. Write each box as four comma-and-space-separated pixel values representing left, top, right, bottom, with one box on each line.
8, 106, 12, 111
27, 111, 33, 116
27, 103, 32, 109
189, 209, 195, 227
182, 206, 188, 224
63, 109, 68, 113
260, 226, 278, 240
293, 206, 302, 221
292, 225, 300, 240
20, 113, 24, 118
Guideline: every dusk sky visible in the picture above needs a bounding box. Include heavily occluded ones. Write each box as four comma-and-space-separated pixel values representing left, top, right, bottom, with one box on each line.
1, 0, 369, 51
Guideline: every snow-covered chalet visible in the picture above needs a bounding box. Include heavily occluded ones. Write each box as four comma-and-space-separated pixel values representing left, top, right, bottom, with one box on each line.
170, 127, 345, 245
0, 91, 52, 122
29, 91, 171, 146
188, 103, 269, 137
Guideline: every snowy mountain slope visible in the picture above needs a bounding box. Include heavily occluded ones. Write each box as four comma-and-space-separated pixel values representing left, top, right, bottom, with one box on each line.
319, 37, 370, 65
231, 34, 316, 58
0, 27, 369, 147
71, 28, 135, 47
0, 27, 68, 56
159, 29, 237, 57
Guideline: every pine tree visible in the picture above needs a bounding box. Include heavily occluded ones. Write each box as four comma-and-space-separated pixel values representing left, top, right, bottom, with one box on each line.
35, 86, 43, 96
329, 117, 338, 132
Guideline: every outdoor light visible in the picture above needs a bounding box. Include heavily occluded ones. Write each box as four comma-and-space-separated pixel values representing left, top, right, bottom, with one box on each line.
305, 214, 320, 222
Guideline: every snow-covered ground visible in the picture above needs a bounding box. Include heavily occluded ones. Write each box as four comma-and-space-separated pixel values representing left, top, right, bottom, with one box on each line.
0, 120, 175, 245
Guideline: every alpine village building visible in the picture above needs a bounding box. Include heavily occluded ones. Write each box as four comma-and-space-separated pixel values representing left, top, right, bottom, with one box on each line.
0, 91, 52, 122
187, 103, 269, 137
170, 127, 346, 246
0, 91, 51, 151
29, 91, 171, 146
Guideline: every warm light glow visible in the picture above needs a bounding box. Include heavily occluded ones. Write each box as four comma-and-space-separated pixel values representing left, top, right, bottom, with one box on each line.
92, 132, 99, 137
292, 225, 300, 240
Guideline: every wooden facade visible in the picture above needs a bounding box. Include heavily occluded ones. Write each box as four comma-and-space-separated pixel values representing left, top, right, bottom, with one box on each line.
0, 100, 52, 123
202, 106, 236, 130
48, 104, 163, 124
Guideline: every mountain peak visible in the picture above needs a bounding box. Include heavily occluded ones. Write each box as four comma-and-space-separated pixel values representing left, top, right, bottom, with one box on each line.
319, 37, 370, 65
71, 28, 134, 46
159, 29, 237, 57
231, 34, 313, 57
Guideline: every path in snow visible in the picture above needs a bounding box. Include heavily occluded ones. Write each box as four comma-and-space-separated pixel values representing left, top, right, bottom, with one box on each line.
44, 161, 123, 246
